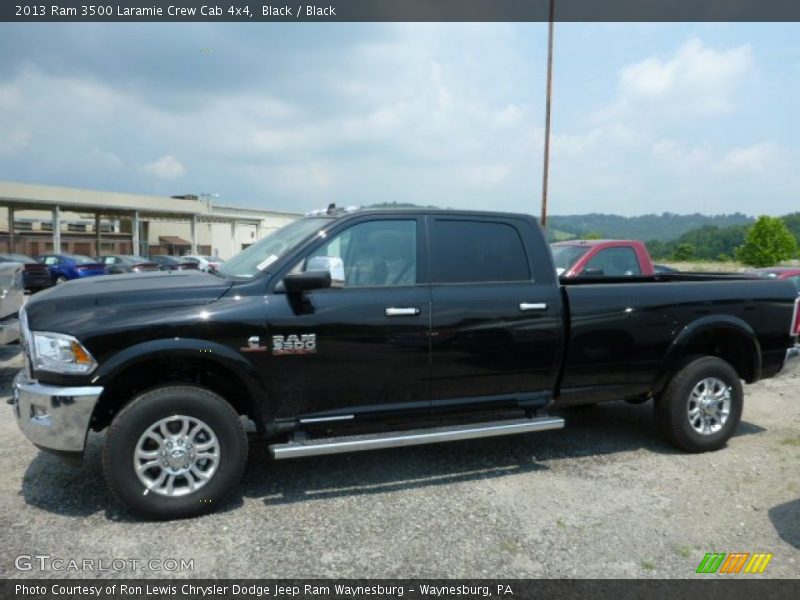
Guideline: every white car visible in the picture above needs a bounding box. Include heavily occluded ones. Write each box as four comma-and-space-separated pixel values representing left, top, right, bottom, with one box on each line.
181, 255, 225, 272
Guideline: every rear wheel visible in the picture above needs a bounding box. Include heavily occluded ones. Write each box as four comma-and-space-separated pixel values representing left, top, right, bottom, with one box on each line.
655, 356, 743, 452
102, 385, 248, 519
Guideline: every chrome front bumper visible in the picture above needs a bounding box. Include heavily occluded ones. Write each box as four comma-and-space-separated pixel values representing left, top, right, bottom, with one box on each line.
12, 371, 103, 454
778, 345, 800, 378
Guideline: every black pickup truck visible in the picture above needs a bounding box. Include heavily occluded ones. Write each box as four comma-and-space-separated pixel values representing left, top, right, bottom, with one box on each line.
12, 208, 800, 519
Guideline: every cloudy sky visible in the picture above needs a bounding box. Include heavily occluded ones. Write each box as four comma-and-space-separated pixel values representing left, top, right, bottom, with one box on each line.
0, 22, 798, 216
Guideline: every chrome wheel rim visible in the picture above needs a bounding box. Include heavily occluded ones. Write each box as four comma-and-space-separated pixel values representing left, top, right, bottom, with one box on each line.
134, 415, 220, 497
687, 377, 731, 435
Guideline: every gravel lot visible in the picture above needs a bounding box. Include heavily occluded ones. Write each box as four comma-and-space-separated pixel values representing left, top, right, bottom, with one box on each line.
0, 344, 797, 579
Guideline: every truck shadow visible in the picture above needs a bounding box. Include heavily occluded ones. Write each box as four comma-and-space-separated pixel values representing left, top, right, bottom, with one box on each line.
768, 498, 800, 549
19, 400, 766, 521
248, 401, 765, 507
0, 344, 22, 393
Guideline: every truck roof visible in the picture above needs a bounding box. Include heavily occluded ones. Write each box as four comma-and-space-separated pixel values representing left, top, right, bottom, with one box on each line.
304, 206, 537, 221
550, 239, 643, 247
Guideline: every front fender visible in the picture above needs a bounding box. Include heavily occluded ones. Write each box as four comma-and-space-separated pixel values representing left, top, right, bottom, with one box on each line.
92, 338, 268, 419
653, 315, 761, 393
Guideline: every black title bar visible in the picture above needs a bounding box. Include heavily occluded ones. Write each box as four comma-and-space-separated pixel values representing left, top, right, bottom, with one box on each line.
4, 0, 800, 22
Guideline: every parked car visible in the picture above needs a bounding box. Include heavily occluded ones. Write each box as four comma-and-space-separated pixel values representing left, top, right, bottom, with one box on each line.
550, 239, 655, 277
750, 267, 800, 293
0, 260, 24, 344
0, 253, 53, 292
181, 255, 225, 272
13, 208, 800, 519
37, 254, 107, 284
147, 255, 200, 271
96, 255, 160, 274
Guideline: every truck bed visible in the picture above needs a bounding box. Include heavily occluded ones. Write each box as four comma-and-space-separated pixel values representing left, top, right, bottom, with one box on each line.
555, 276, 796, 407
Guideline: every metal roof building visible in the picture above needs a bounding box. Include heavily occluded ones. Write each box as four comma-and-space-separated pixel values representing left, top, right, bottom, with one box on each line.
0, 180, 301, 259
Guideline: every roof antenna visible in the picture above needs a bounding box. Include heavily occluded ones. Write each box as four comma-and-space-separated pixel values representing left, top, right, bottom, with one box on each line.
326, 203, 336, 214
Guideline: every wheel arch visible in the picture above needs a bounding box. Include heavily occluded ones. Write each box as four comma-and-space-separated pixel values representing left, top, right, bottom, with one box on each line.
90, 339, 269, 434
653, 315, 761, 394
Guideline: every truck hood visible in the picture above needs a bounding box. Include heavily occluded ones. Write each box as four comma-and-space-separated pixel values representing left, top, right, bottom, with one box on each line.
24, 271, 233, 331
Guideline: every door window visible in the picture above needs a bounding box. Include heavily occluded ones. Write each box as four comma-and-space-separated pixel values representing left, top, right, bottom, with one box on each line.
431, 220, 530, 283
302, 220, 417, 287
583, 247, 641, 276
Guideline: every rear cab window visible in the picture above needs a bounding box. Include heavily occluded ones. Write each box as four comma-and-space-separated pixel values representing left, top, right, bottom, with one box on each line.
551, 245, 589, 275
430, 219, 531, 284
583, 246, 641, 276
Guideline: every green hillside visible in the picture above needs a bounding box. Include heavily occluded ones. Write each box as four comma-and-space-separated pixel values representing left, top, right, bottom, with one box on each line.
547, 212, 753, 242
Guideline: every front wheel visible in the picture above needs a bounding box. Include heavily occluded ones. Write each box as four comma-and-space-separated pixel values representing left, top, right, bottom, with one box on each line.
102, 385, 248, 519
654, 356, 743, 453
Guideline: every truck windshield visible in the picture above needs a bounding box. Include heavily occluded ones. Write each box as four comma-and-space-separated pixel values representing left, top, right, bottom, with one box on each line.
217, 218, 329, 278
550, 245, 589, 273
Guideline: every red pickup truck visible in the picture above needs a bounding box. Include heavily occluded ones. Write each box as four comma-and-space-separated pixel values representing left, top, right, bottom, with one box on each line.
550, 239, 656, 277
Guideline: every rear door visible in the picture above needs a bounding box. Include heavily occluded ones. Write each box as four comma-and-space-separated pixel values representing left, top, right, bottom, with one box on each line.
428, 216, 563, 410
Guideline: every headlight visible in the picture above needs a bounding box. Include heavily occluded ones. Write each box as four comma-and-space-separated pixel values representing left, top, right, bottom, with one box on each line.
31, 332, 98, 374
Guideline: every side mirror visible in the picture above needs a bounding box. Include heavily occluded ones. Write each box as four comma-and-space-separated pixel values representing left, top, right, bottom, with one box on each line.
582, 268, 605, 277
283, 270, 332, 294
306, 256, 345, 287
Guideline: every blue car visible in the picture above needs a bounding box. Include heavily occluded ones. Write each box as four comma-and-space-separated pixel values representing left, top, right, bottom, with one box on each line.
37, 254, 108, 284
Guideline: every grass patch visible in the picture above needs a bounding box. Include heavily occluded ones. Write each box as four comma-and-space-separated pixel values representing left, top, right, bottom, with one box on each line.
499, 539, 522, 554
640, 559, 656, 571
667, 261, 746, 273
779, 437, 800, 447
674, 546, 692, 558
556, 518, 567, 529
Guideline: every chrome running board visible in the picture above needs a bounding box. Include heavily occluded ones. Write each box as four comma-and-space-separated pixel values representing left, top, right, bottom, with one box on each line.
269, 416, 565, 460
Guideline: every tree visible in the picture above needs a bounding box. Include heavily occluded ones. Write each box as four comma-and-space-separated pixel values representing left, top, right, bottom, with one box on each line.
672, 243, 696, 261
782, 212, 800, 244
676, 224, 748, 261
735, 216, 799, 267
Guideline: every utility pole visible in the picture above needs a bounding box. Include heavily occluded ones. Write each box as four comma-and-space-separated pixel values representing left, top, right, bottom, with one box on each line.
540, 0, 555, 228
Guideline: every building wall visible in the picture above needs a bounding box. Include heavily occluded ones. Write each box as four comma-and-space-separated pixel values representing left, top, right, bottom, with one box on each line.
0, 234, 132, 257
0, 182, 302, 260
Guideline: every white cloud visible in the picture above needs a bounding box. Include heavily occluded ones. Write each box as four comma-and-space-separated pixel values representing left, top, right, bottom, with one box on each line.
714, 141, 780, 173
544, 37, 796, 215
616, 38, 754, 117
651, 139, 781, 175
85, 146, 124, 170
143, 155, 185, 179
0, 127, 30, 156
651, 139, 713, 170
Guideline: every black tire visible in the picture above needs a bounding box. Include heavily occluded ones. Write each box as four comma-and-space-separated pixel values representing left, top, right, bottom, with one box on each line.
102, 385, 248, 519
654, 356, 743, 453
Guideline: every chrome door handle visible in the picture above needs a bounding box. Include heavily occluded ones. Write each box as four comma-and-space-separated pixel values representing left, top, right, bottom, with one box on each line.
519, 302, 548, 311
385, 307, 420, 317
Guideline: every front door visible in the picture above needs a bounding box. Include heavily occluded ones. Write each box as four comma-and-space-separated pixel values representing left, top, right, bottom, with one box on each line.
264, 216, 431, 420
